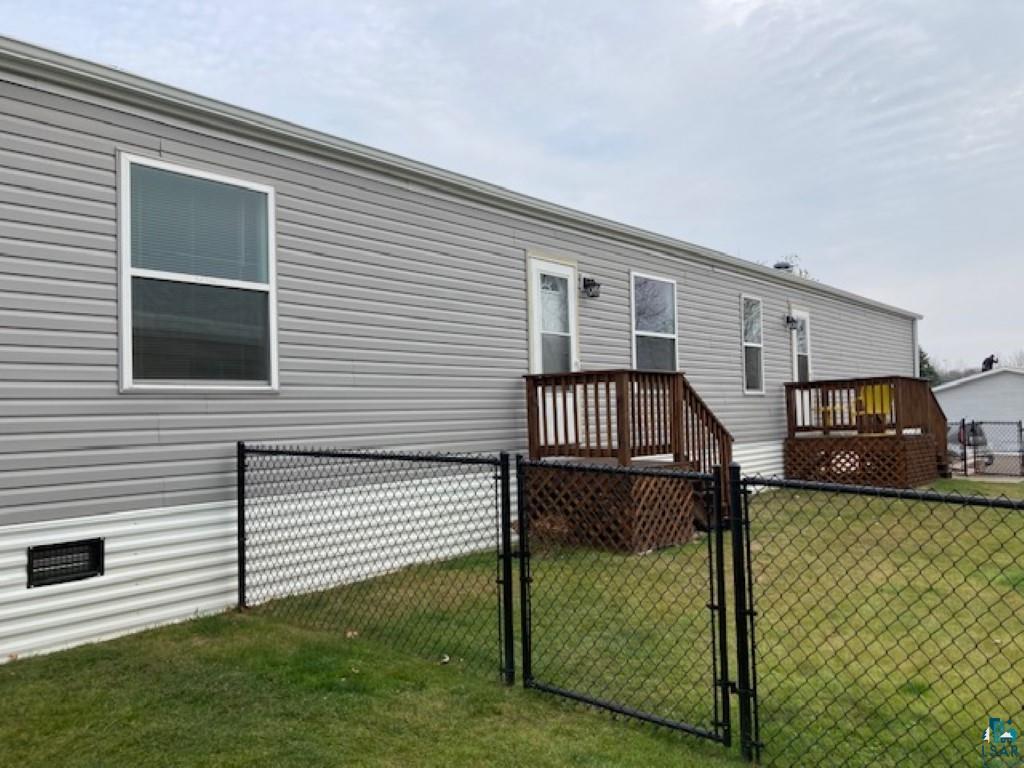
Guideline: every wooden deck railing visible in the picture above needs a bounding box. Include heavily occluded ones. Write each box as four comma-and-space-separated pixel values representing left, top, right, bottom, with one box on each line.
785, 375, 948, 462
523, 369, 733, 475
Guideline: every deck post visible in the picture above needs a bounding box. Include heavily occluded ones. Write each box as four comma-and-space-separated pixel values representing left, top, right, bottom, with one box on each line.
525, 378, 540, 460
671, 373, 685, 463
615, 371, 632, 466
785, 384, 797, 438
894, 379, 905, 436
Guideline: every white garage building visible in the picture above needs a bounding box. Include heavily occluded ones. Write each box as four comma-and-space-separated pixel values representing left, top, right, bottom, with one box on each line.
933, 368, 1024, 424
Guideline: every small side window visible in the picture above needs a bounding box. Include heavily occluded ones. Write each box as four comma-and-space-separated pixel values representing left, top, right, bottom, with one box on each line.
742, 296, 764, 393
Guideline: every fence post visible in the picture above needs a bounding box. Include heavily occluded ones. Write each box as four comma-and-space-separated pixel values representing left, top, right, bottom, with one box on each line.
1018, 421, 1023, 477
516, 454, 533, 687
236, 440, 247, 610
961, 419, 968, 476
499, 452, 515, 685
729, 462, 755, 761
711, 466, 732, 748
971, 420, 978, 475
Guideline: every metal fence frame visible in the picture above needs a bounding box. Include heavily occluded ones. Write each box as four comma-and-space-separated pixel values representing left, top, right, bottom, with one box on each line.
516, 456, 738, 747
234, 443, 1024, 765
739, 473, 1024, 766
237, 442, 517, 684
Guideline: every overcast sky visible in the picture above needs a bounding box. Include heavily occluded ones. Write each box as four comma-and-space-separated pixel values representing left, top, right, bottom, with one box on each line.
3, 0, 1021, 368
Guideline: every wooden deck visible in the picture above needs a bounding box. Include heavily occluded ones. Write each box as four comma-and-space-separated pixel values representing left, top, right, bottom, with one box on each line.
522, 370, 733, 551
523, 369, 733, 473
784, 376, 949, 487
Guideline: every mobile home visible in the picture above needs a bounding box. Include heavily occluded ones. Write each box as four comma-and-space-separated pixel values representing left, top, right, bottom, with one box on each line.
0, 37, 925, 659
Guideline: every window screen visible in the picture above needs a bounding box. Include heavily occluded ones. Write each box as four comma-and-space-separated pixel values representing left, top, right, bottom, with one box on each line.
633, 275, 677, 371
131, 164, 268, 282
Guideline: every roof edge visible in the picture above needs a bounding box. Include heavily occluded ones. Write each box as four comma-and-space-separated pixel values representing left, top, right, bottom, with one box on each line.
933, 367, 1024, 392
0, 34, 922, 320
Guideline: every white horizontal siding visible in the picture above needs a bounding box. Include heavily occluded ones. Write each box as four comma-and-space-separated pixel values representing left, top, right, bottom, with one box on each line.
246, 474, 497, 602
0, 70, 914, 527
733, 440, 785, 478
0, 500, 236, 661
1, 471, 501, 660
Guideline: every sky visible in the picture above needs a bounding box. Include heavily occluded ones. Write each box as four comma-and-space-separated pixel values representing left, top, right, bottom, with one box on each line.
2, 0, 1022, 368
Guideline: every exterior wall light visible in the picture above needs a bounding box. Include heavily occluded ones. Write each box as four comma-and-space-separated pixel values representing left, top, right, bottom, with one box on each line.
580, 276, 602, 298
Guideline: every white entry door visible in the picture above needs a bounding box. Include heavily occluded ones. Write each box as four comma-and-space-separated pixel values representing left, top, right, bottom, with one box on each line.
790, 310, 813, 425
529, 258, 579, 445
790, 310, 811, 382
529, 258, 579, 374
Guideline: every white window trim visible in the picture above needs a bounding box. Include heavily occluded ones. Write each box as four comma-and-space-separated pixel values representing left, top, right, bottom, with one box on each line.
741, 294, 765, 395
790, 307, 812, 382
630, 271, 678, 371
118, 152, 279, 393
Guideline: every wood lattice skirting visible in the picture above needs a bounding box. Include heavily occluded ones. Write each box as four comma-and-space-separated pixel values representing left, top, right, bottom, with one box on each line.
784, 434, 939, 488
523, 464, 704, 554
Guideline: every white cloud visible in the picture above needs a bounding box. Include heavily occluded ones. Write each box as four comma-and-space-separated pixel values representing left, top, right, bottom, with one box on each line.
1, 0, 1022, 364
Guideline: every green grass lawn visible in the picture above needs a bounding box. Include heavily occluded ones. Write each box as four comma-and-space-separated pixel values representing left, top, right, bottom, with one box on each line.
746, 477, 1024, 766
0, 612, 739, 768
931, 476, 1024, 500
3, 475, 1021, 767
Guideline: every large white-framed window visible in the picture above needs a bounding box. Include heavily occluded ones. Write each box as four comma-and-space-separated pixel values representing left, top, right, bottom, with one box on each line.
631, 271, 678, 371
741, 294, 764, 394
118, 153, 278, 392
790, 308, 811, 382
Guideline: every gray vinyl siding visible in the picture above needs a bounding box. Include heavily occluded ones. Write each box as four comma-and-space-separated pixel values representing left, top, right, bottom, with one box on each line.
0, 72, 914, 526
934, 373, 1024, 424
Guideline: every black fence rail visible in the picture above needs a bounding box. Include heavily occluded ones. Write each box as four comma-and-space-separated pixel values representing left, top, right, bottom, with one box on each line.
741, 475, 1024, 767
517, 457, 734, 745
237, 443, 514, 680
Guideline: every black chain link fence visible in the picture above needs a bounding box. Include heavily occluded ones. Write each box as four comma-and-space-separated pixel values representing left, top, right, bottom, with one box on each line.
947, 420, 1024, 477
517, 459, 732, 744
238, 443, 513, 678
742, 476, 1024, 767
233, 441, 1024, 766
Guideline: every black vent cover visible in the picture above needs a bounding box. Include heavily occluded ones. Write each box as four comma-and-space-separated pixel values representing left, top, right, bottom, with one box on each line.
27, 538, 105, 588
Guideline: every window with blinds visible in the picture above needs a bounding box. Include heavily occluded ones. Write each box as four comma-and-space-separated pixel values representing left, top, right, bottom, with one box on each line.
120, 155, 277, 390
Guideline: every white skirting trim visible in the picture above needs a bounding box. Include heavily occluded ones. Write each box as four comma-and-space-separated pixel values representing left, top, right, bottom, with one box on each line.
0, 501, 237, 663
1, 471, 501, 663
732, 440, 785, 477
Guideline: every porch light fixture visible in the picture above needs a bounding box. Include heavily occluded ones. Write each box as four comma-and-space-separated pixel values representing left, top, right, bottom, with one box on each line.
784, 314, 799, 330
580, 276, 602, 298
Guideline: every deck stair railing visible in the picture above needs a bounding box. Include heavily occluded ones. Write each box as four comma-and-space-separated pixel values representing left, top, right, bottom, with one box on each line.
523, 369, 733, 476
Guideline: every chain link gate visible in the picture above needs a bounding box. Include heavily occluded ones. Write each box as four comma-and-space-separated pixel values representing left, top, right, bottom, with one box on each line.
515, 457, 742, 748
